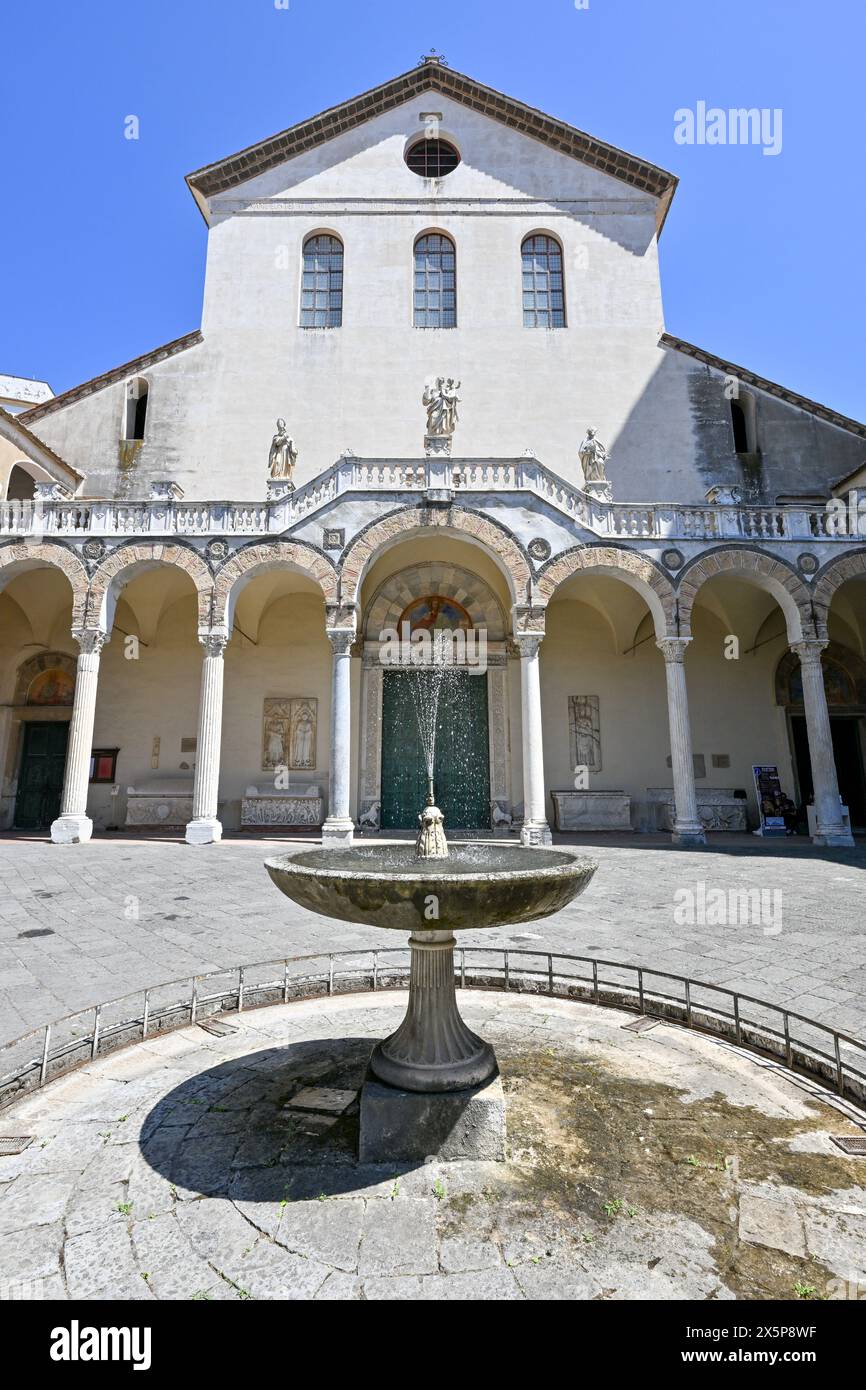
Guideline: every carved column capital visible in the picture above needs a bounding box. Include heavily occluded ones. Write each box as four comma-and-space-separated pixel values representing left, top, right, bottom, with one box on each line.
199, 631, 229, 659
513, 633, 544, 660
327, 627, 356, 657
72, 629, 108, 657
656, 636, 691, 664
790, 639, 827, 667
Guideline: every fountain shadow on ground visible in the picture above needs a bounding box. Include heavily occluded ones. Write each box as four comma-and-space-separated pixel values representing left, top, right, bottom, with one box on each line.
138, 1037, 466, 1200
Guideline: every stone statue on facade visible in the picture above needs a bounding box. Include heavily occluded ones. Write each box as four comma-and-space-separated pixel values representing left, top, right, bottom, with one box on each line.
423, 377, 461, 456
578, 427, 612, 501
268, 419, 297, 482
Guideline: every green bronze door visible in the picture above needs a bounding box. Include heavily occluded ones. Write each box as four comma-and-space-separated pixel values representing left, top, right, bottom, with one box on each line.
380, 671, 491, 831
14, 722, 69, 829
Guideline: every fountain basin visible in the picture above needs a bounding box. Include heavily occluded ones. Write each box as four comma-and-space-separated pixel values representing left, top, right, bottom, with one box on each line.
265, 842, 597, 1099
265, 843, 597, 933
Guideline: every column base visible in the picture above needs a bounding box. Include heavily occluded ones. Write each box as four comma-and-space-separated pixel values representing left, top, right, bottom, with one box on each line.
520, 820, 553, 847
50, 814, 93, 845
321, 817, 354, 846
671, 823, 707, 847
185, 817, 223, 846
811, 829, 855, 848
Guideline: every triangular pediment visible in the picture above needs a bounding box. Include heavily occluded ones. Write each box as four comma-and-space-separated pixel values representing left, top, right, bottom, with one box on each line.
186, 59, 677, 231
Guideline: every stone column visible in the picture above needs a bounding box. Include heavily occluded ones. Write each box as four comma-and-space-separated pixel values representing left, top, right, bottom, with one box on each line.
657, 637, 706, 846
322, 628, 355, 845
50, 630, 106, 845
791, 640, 854, 846
515, 633, 552, 846
185, 632, 227, 846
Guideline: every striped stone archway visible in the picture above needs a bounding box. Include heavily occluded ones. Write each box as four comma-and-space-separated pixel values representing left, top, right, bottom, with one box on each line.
675, 547, 813, 642
536, 544, 676, 640
0, 541, 89, 629
211, 540, 339, 631
813, 549, 866, 635
86, 541, 214, 632
339, 506, 532, 609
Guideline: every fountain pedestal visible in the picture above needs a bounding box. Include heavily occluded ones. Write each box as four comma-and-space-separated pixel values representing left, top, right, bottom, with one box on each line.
361, 930, 505, 1161
369, 931, 496, 1092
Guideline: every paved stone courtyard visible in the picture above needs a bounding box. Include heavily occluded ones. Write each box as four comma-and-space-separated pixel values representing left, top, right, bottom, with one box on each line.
0, 832, 863, 1048
2, 992, 864, 1302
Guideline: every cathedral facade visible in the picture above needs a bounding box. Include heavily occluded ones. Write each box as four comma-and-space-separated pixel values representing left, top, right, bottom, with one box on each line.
2, 58, 865, 849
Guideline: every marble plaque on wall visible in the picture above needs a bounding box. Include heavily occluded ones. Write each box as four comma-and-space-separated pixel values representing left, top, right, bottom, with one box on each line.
568, 695, 602, 774
262, 697, 318, 772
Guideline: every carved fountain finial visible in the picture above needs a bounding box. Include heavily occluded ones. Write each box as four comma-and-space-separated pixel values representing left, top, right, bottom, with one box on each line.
415, 785, 449, 860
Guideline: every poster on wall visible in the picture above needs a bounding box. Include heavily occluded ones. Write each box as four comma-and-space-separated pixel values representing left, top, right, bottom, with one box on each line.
752, 765, 787, 836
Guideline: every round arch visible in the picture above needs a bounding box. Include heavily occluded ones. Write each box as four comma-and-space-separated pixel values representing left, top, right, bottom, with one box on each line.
0, 541, 89, 629
536, 545, 675, 641
211, 540, 339, 633
813, 550, 866, 633
340, 507, 531, 610
676, 547, 813, 643
363, 561, 508, 642
87, 542, 214, 633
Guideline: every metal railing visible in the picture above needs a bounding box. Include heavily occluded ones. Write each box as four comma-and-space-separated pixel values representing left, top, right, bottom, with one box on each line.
1, 948, 864, 1114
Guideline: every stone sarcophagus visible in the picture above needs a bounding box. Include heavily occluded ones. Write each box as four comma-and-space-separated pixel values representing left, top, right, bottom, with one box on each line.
550, 790, 632, 831
241, 785, 324, 829
647, 787, 748, 833
124, 781, 194, 828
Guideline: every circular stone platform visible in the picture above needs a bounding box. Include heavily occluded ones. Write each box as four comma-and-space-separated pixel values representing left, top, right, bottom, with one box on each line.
1, 991, 865, 1301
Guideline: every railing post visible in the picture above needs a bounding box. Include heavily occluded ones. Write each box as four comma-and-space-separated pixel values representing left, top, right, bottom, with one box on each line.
238, 965, 245, 1012
40, 1024, 51, 1086
592, 959, 599, 1002
547, 954, 554, 995
733, 993, 741, 1045
504, 951, 510, 992
638, 968, 644, 1014
460, 948, 465, 988
283, 960, 290, 1004
91, 1005, 102, 1059
328, 954, 334, 996
190, 977, 198, 1024
685, 980, 692, 1027
372, 951, 379, 991
783, 1012, 793, 1069
834, 1034, 844, 1096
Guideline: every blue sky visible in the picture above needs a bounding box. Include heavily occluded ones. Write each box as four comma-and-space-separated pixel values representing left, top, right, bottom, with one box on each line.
2, 0, 863, 419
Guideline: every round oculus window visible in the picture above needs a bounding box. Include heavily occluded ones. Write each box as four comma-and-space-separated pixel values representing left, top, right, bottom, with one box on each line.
405, 137, 461, 178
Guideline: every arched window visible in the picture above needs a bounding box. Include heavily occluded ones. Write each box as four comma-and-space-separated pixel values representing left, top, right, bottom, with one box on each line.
414, 233, 456, 328
521, 234, 565, 328
124, 377, 149, 441
300, 234, 343, 328
728, 394, 756, 453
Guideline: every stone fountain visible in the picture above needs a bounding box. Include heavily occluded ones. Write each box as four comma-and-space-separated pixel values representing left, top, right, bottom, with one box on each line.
266, 661, 597, 1158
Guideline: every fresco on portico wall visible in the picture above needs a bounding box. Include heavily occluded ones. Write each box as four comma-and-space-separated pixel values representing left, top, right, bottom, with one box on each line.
261, 697, 317, 771
27, 668, 75, 706
398, 595, 472, 634
776, 643, 866, 708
